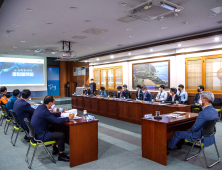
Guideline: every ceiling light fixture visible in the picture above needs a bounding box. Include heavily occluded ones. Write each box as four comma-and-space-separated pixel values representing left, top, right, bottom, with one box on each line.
70, 7, 78, 9
21, 41, 26, 42
215, 37, 220, 42
183, 21, 188, 24
85, 20, 91, 22
6, 30, 14, 33
129, 35, 134, 38
178, 44, 182, 47
126, 28, 132, 31
120, 2, 127, 6
46, 23, 53, 25
110, 55, 114, 58
150, 49, 153, 52
13, 46, 17, 49
128, 52, 131, 55
85, 60, 87, 63
161, 27, 167, 30
97, 58, 99, 61
26, 8, 32, 11
195, 26, 200, 29
208, 14, 216, 17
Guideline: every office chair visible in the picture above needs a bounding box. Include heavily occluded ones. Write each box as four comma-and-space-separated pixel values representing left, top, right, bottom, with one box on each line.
185, 119, 220, 168
10, 111, 27, 146
24, 118, 56, 169
0, 104, 5, 126
212, 98, 222, 120
2, 105, 13, 135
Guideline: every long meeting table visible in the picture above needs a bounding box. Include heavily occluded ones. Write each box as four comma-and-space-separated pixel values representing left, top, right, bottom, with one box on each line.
72, 95, 191, 125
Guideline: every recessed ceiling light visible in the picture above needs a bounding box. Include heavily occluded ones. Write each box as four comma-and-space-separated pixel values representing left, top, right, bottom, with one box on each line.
128, 52, 131, 55
195, 26, 200, 29
97, 58, 99, 61
120, 2, 127, 6
208, 14, 216, 17
183, 21, 188, 24
26, 8, 32, 11
46, 23, 53, 25
21, 41, 26, 42
88, 47, 92, 49
150, 49, 153, 52
129, 35, 134, 38
85, 60, 87, 63
70, 7, 78, 9
13, 46, 17, 48
178, 44, 182, 47
215, 37, 220, 42
6, 30, 14, 33
11, 24, 18, 27
2, 35, 8, 37
26, 50, 30, 51
110, 55, 114, 58
126, 28, 132, 31
161, 27, 167, 30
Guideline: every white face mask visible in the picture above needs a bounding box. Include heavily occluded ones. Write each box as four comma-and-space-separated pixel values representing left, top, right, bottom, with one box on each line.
51, 104, 55, 109
159, 88, 161, 91
170, 93, 172, 96
117, 91, 120, 93
136, 88, 138, 91
142, 91, 145, 93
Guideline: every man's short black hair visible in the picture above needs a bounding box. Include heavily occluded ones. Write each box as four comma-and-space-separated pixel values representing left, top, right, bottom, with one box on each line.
198, 85, 204, 91
13, 89, 20, 96
123, 84, 127, 88
136, 85, 142, 89
160, 85, 165, 89
22, 89, 31, 99
0, 86, 7, 93
91, 78, 94, 81
178, 84, 184, 89
100, 87, 105, 91
44, 95, 55, 104
170, 88, 177, 94
117, 86, 122, 90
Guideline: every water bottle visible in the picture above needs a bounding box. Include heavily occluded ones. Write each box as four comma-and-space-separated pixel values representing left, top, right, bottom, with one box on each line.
83, 110, 88, 120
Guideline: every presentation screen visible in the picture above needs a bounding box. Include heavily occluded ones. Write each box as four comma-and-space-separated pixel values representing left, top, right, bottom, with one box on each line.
0, 55, 47, 92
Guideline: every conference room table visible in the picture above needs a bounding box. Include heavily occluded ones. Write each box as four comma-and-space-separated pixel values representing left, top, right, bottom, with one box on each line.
142, 112, 198, 166
53, 115, 98, 167
72, 95, 191, 124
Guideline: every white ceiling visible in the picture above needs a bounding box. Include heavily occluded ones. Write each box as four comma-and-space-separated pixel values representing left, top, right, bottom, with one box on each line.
0, 0, 222, 60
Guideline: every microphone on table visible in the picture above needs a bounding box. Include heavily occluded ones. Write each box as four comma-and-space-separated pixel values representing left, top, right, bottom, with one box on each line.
154, 102, 167, 120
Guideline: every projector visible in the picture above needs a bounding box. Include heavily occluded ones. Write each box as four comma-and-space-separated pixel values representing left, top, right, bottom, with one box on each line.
61, 52, 73, 57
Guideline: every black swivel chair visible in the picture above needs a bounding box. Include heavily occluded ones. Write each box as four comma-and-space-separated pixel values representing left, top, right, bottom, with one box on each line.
212, 98, 222, 120
2, 105, 13, 135
0, 104, 5, 126
185, 119, 220, 168
24, 118, 56, 169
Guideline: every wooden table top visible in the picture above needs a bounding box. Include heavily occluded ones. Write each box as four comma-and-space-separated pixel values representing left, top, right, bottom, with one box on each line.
64, 115, 99, 126
142, 112, 198, 125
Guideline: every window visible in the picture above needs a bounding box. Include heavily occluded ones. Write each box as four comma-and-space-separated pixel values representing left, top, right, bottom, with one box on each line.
93, 66, 123, 90
185, 54, 222, 93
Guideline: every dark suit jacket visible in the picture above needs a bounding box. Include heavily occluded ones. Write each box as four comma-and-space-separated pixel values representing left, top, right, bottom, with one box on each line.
31, 104, 69, 142
166, 94, 181, 104
144, 92, 152, 101
84, 89, 91, 95
135, 90, 144, 100
194, 93, 201, 104
90, 82, 96, 94
13, 99, 35, 132
117, 90, 128, 99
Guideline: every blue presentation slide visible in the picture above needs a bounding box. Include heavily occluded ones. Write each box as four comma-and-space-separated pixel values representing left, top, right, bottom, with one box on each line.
47, 67, 60, 96
0, 57, 44, 85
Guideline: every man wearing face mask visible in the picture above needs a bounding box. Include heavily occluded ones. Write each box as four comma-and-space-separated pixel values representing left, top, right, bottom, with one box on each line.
168, 91, 218, 152
142, 86, 152, 101
190, 85, 204, 112
6, 89, 20, 116
13, 89, 35, 141
165, 88, 181, 104
177, 84, 188, 104
135, 85, 143, 100
31, 95, 74, 162
123, 84, 130, 98
89, 78, 96, 95
156, 85, 167, 102
116, 86, 128, 99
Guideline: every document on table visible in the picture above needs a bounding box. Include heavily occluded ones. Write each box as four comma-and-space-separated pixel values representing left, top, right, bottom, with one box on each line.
61, 109, 82, 119
165, 113, 183, 118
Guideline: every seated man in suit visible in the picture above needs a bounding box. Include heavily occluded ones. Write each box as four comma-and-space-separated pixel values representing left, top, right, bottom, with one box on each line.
177, 84, 188, 104
156, 85, 167, 102
116, 86, 128, 99
123, 84, 130, 98
142, 86, 152, 102
13, 89, 35, 141
190, 85, 204, 112
165, 87, 181, 104
83, 84, 91, 95
135, 85, 143, 100
31, 95, 74, 162
0, 86, 8, 107
168, 91, 218, 152
6, 89, 20, 116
